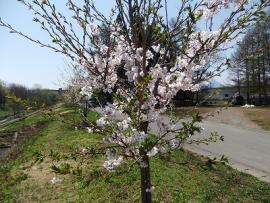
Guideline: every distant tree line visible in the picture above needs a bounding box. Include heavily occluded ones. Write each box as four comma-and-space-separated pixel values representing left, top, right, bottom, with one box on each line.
230, 12, 270, 105
0, 81, 60, 114
0, 81, 7, 109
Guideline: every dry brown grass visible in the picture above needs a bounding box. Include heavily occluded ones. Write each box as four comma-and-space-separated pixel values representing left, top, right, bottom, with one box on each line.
174, 106, 218, 120
243, 107, 270, 131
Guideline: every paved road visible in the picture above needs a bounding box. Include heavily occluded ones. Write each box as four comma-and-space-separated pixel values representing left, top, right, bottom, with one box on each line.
185, 120, 270, 183
148, 107, 270, 182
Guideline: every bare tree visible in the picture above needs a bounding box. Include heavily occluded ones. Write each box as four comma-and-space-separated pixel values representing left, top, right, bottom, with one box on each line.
230, 12, 270, 105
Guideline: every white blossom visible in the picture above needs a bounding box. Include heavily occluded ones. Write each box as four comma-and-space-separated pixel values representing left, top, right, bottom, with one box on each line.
147, 147, 159, 157
103, 155, 123, 171
169, 139, 181, 149
80, 86, 93, 99
88, 23, 99, 35
117, 119, 130, 131
82, 148, 88, 153
242, 104, 255, 108
96, 116, 108, 127
104, 104, 116, 116
51, 177, 62, 184
86, 127, 93, 133
152, 44, 160, 53
146, 50, 154, 59
146, 186, 155, 193
74, 21, 220, 170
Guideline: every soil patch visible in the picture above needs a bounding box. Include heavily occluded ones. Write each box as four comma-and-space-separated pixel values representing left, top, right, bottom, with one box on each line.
0, 121, 48, 164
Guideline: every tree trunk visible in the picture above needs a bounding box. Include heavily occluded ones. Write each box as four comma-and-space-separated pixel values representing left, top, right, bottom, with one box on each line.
237, 67, 241, 95
195, 72, 199, 104
139, 148, 152, 203
257, 60, 262, 105
195, 91, 199, 105
245, 59, 250, 104
82, 100, 88, 125
84, 101, 88, 117
251, 42, 256, 98
138, 122, 152, 203
262, 56, 267, 104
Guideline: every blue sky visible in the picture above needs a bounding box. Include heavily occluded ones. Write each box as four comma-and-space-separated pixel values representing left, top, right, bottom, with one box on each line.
0, 0, 117, 89
0, 0, 232, 89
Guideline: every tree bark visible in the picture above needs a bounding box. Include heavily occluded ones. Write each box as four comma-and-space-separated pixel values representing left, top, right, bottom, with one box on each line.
237, 67, 241, 95
139, 148, 152, 203
82, 100, 88, 125
262, 54, 267, 104
195, 91, 199, 105
245, 59, 250, 104
257, 58, 262, 105
138, 121, 152, 203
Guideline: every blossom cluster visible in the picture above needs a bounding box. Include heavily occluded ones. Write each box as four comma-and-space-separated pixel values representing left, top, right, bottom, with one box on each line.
77, 22, 222, 171
198, 0, 248, 19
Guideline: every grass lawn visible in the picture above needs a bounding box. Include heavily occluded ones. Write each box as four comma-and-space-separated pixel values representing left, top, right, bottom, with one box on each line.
1, 107, 270, 202
244, 107, 270, 131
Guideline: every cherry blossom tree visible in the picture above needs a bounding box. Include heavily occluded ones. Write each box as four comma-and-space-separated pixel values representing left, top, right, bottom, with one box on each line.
1, 0, 269, 202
